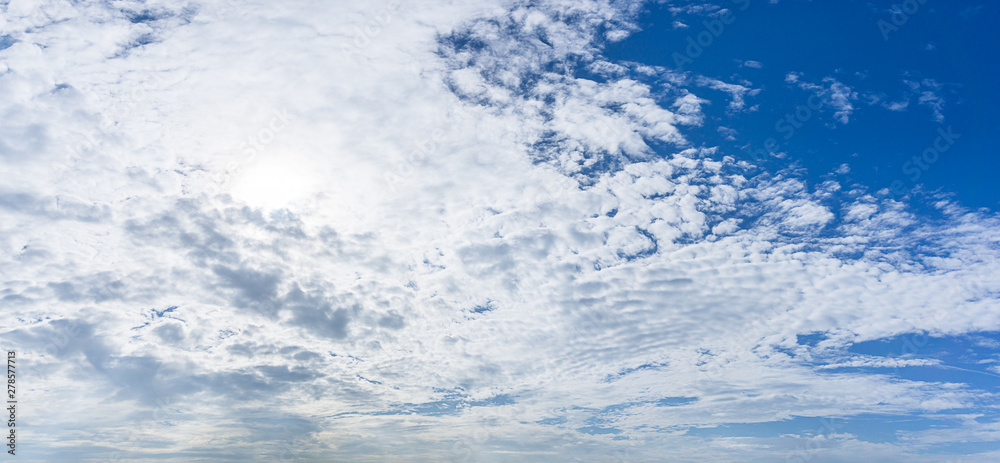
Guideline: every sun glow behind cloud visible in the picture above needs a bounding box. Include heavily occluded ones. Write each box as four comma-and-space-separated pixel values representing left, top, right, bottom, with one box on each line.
229, 152, 321, 212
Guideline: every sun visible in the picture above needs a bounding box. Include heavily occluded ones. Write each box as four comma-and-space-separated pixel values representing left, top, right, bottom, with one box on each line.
228, 152, 319, 211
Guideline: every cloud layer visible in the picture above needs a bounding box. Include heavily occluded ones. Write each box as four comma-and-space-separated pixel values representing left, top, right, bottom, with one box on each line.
1, 0, 999, 461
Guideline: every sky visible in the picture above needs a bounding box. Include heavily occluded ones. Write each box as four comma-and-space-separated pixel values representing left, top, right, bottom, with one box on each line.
0, 0, 998, 462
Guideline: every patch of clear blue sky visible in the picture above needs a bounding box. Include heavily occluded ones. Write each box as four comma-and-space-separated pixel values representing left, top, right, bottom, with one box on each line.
843, 332, 1000, 391
602, 0, 999, 210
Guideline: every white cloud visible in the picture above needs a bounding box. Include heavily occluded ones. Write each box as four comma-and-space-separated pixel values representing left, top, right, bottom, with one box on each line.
696, 76, 760, 112
817, 357, 941, 369
883, 99, 910, 111
911, 79, 948, 122
789, 74, 859, 124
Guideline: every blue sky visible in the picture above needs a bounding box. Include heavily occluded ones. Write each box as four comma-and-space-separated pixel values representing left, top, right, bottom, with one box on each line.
604, 1, 1000, 210
1, 0, 999, 462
